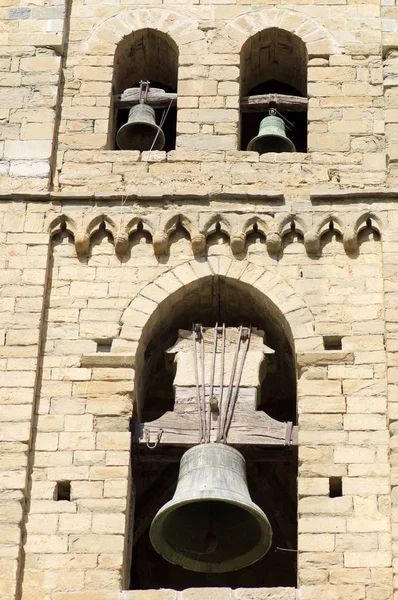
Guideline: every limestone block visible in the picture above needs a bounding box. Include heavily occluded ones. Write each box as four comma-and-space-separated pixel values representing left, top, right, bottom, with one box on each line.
121, 592, 177, 600
298, 516, 346, 533
58, 432, 96, 451
343, 414, 386, 431
96, 433, 130, 450
4, 140, 53, 160
234, 590, 296, 600
299, 585, 365, 600
329, 568, 371, 584
64, 415, 93, 432
103, 479, 128, 498
58, 513, 91, 533
334, 447, 375, 464
71, 482, 103, 500
85, 569, 120, 589
344, 552, 391, 568
74, 451, 105, 466
89, 466, 128, 480
20, 56, 61, 72
27, 514, 58, 534
92, 513, 125, 534
53, 593, 119, 600
182, 590, 231, 600
343, 477, 389, 496
299, 534, 335, 552
298, 496, 352, 515
24, 534, 68, 554
178, 80, 217, 96
69, 534, 124, 553
298, 478, 329, 496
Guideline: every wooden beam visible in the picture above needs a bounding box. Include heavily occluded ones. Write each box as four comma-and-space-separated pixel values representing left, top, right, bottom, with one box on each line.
240, 93, 308, 113
114, 90, 306, 112
138, 411, 297, 448
114, 88, 177, 109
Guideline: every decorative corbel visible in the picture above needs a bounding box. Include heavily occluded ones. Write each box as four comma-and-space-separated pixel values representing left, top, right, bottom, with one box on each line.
191, 233, 206, 255
266, 231, 282, 255
115, 232, 130, 257
304, 231, 320, 255
74, 231, 90, 256
153, 231, 169, 255
343, 226, 358, 254
230, 231, 246, 254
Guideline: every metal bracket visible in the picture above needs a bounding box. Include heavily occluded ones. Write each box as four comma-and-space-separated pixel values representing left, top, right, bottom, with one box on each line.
144, 428, 163, 449
139, 79, 150, 103
284, 421, 293, 446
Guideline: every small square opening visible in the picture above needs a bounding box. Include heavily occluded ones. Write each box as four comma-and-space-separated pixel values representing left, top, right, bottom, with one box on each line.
56, 481, 71, 501
323, 336, 342, 351
96, 340, 112, 353
329, 477, 342, 498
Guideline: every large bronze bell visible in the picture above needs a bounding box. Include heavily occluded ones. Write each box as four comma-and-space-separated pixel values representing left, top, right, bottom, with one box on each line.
247, 114, 296, 154
116, 102, 165, 151
150, 444, 273, 573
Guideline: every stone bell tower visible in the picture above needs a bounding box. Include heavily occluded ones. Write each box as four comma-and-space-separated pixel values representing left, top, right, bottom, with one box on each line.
0, 0, 398, 599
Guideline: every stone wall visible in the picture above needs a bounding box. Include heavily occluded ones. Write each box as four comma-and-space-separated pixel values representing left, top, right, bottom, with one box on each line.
0, 1, 395, 195
0, 195, 393, 599
1, 0, 398, 598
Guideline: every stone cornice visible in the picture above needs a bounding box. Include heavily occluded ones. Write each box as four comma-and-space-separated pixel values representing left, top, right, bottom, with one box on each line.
1, 188, 398, 204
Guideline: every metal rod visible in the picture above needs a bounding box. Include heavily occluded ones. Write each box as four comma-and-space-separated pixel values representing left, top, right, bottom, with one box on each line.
192, 323, 204, 443
207, 322, 218, 443
223, 326, 251, 439
220, 325, 243, 443
216, 324, 226, 442
200, 325, 207, 443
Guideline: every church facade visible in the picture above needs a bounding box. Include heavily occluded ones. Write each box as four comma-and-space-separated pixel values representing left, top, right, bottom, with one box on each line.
0, 0, 398, 598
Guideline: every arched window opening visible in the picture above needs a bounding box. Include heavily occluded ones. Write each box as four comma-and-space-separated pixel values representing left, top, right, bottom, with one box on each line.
129, 276, 297, 592
240, 28, 308, 153
111, 29, 178, 152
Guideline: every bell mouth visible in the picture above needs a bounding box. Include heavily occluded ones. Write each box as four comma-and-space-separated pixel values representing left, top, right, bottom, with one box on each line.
150, 496, 272, 573
116, 122, 165, 151
247, 133, 296, 154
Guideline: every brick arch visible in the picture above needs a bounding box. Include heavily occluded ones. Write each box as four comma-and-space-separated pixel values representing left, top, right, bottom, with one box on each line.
120, 258, 321, 411
220, 7, 341, 57
83, 8, 204, 54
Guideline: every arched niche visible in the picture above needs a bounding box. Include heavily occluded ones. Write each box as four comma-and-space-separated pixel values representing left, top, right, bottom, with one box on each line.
240, 28, 308, 153
127, 274, 299, 592
110, 28, 178, 151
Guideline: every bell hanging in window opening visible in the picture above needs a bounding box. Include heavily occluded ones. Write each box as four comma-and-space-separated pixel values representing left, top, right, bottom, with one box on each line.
116, 80, 166, 151
247, 108, 296, 155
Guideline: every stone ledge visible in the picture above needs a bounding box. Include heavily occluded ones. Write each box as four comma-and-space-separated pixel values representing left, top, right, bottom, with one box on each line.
0, 191, 284, 204
80, 354, 135, 368
310, 188, 398, 202
297, 351, 354, 367
2, 188, 398, 204
120, 589, 297, 600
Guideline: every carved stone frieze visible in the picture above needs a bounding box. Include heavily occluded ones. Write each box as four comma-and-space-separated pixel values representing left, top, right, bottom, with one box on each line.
47, 208, 382, 258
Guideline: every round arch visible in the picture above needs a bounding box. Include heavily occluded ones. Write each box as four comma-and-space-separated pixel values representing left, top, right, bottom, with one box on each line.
82, 8, 204, 55
119, 258, 321, 416
219, 7, 342, 57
